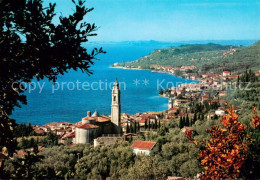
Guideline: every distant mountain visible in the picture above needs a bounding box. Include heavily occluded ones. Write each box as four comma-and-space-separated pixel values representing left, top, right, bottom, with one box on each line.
117, 41, 260, 74
86, 40, 258, 47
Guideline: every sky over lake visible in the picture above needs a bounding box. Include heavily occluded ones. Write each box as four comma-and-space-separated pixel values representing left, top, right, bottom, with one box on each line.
44, 0, 260, 41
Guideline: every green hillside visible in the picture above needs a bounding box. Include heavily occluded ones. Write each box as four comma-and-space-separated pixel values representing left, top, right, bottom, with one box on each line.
202, 41, 260, 74
118, 41, 260, 74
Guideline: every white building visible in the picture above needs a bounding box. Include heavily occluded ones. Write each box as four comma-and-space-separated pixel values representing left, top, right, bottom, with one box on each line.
75, 123, 100, 144
168, 98, 173, 109
132, 141, 156, 155
215, 109, 225, 116
75, 79, 121, 144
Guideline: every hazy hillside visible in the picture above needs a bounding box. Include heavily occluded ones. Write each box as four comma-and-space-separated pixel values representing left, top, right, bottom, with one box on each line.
118, 41, 260, 74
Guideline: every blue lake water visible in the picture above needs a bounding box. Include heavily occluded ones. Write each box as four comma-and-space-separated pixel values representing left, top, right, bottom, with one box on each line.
11, 40, 257, 125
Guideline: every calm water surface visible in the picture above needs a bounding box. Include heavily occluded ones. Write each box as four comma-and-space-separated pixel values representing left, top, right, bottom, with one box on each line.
11, 40, 256, 125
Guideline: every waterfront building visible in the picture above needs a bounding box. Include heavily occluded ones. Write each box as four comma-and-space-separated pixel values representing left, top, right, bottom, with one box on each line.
168, 98, 174, 109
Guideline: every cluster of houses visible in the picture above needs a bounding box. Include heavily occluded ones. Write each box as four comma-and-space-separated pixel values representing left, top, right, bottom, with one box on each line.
31, 110, 161, 149
22, 79, 159, 156
164, 69, 242, 119
31, 119, 157, 155
151, 65, 197, 79
223, 46, 237, 56
6, 70, 242, 159
5, 67, 258, 162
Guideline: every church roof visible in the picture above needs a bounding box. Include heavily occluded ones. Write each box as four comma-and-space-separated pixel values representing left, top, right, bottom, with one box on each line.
132, 141, 156, 150
91, 110, 99, 117
82, 117, 96, 121
76, 123, 99, 129
96, 116, 111, 122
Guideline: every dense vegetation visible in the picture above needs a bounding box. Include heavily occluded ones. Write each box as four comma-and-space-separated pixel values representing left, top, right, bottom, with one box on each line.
186, 105, 260, 179
118, 41, 260, 74
224, 70, 260, 125
4, 105, 259, 179
3, 118, 207, 179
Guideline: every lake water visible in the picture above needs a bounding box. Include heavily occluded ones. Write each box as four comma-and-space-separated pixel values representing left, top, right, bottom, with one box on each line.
11, 40, 257, 125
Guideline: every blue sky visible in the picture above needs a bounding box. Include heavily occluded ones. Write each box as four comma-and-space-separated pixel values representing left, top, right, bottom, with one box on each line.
44, 0, 260, 41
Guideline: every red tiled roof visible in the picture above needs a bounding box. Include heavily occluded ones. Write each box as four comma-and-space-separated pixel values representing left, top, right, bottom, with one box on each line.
169, 107, 179, 111
34, 129, 45, 134
132, 141, 156, 150
141, 114, 148, 118
38, 146, 45, 151
228, 75, 239, 78
97, 116, 111, 122
46, 122, 72, 126
16, 151, 28, 156
211, 99, 226, 103
82, 117, 96, 121
202, 74, 219, 77
61, 132, 76, 140
139, 118, 148, 123
68, 144, 76, 147
148, 115, 156, 119
76, 123, 99, 129
223, 71, 230, 73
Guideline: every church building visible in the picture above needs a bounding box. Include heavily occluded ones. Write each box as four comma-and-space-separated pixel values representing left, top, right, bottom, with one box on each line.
75, 79, 122, 144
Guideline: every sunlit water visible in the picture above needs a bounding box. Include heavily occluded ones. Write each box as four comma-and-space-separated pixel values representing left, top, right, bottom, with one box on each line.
11, 40, 256, 125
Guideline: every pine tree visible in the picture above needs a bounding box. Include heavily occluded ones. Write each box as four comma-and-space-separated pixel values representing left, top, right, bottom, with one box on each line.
185, 115, 190, 126
237, 75, 240, 88
179, 117, 183, 129
134, 121, 137, 133
126, 122, 130, 133
158, 120, 161, 128
130, 123, 133, 133
193, 112, 197, 124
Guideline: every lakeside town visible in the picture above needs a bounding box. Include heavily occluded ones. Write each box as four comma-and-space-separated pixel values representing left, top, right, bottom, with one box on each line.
7, 63, 259, 157
2, 41, 259, 179
1, 0, 260, 178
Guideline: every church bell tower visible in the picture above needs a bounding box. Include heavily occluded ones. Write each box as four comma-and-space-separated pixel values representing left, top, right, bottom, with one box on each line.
111, 78, 121, 134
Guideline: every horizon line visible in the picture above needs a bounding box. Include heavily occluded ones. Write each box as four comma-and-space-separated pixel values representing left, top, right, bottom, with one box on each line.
87, 39, 259, 43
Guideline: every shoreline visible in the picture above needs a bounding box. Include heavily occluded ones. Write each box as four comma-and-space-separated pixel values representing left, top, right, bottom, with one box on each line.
111, 65, 200, 85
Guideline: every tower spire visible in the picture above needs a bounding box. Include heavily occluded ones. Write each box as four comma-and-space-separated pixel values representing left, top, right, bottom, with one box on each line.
111, 78, 121, 134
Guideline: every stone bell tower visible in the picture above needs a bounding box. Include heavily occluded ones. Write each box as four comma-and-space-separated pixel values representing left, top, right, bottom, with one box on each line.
111, 78, 121, 134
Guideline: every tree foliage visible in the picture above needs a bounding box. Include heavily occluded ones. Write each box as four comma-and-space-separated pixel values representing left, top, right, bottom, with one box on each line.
0, 0, 104, 150
186, 104, 260, 179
